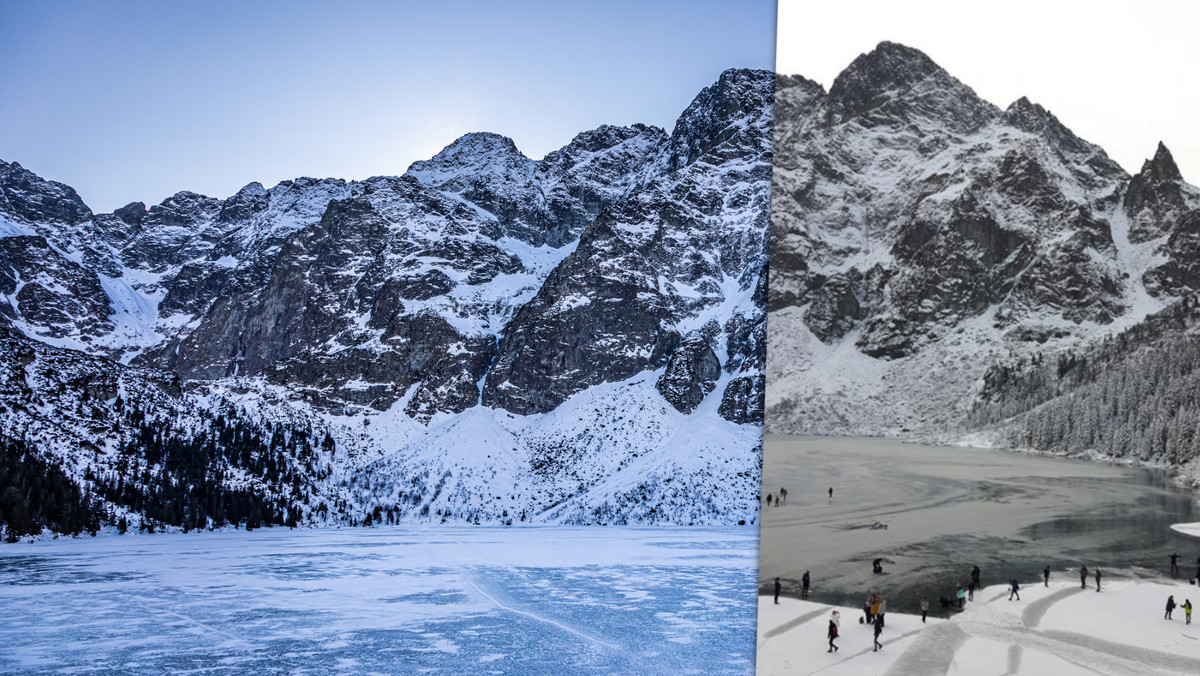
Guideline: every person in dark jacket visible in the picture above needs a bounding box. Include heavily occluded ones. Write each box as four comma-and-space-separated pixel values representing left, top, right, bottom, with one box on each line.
1043, 565, 1050, 587
967, 579, 976, 602
1008, 578, 1020, 601
827, 618, 839, 652
920, 595, 930, 623
872, 613, 884, 651
1170, 552, 1179, 575
802, 570, 811, 599
1080, 565, 1089, 589
773, 577, 781, 604
1094, 568, 1102, 592
971, 565, 981, 589
1166, 595, 1176, 620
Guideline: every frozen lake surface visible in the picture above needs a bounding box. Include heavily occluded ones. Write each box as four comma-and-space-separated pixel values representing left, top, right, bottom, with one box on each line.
0, 526, 758, 674
760, 436, 1200, 613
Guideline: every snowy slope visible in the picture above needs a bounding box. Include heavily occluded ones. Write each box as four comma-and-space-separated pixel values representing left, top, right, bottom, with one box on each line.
0, 69, 770, 531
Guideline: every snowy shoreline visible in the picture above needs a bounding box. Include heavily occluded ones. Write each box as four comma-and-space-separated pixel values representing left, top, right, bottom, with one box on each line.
757, 579, 1200, 675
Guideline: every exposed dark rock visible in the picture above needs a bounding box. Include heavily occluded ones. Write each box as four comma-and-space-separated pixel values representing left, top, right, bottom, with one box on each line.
656, 336, 721, 413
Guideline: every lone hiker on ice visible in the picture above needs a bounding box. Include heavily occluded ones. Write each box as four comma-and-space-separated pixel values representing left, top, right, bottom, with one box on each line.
920, 595, 929, 623
872, 613, 884, 652
773, 577, 781, 604
1170, 552, 1179, 575
1094, 567, 1102, 592
828, 487, 833, 500
1043, 565, 1051, 587
802, 570, 811, 599
1080, 565, 1089, 589
1008, 578, 1020, 601
1166, 595, 1177, 620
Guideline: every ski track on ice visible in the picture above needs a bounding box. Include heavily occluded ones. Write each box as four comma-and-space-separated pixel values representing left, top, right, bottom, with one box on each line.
809, 627, 926, 675
129, 592, 256, 652
762, 607, 835, 641
880, 622, 967, 676
1021, 586, 1083, 628
464, 572, 620, 650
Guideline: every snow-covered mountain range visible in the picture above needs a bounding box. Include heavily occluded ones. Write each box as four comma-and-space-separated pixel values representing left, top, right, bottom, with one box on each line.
0, 68, 771, 535
768, 42, 1200, 481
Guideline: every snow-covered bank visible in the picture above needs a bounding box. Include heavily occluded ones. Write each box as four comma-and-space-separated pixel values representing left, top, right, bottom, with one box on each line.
1171, 523, 1200, 539
757, 579, 1200, 675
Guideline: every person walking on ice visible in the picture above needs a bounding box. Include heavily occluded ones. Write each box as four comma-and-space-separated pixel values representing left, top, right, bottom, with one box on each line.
1094, 567, 1102, 592
779, 487, 788, 505
1170, 552, 1179, 575
1043, 564, 1050, 587
827, 615, 839, 653
1185, 599, 1193, 625
1080, 565, 1089, 589
872, 613, 884, 652
802, 570, 811, 599
828, 487, 833, 500
1166, 595, 1176, 620
1008, 578, 1020, 601
920, 595, 929, 623
773, 577, 781, 604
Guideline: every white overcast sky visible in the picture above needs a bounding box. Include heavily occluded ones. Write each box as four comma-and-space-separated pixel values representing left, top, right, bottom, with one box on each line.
777, 0, 1200, 181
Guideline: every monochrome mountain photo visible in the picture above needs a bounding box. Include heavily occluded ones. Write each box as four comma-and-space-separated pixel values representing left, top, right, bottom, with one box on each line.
0, 68, 772, 539
768, 41, 1200, 483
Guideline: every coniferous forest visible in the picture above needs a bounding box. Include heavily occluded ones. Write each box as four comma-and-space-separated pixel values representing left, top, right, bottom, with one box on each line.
968, 292, 1200, 470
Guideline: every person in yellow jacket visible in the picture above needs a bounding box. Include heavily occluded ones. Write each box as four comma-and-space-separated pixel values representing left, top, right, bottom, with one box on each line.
1185, 599, 1194, 625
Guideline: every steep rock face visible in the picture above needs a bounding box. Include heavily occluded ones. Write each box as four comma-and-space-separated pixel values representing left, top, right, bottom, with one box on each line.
656, 336, 721, 413
768, 41, 1199, 438
484, 68, 772, 418
0, 236, 113, 344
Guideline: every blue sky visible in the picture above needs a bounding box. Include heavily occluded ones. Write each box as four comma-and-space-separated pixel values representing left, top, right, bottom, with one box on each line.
0, 1, 776, 212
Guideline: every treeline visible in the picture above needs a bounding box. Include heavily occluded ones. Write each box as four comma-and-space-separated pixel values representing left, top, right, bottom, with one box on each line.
1, 435, 101, 541
86, 400, 340, 532
969, 326, 1200, 465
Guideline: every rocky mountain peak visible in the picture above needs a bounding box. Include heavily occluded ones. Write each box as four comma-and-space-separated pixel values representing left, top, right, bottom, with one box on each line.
825, 42, 994, 132
112, 201, 147, 226
0, 158, 94, 226
1125, 141, 1196, 242
405, 132, 533, 188
1142, 141, 1183, 183
218, 181, 269, 223
666, 67, 773, 171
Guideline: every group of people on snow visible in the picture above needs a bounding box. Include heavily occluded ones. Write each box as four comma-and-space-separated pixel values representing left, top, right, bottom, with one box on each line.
827, 592, 886, 653
1165, 596, 1194, 623
764, 487, 789, 507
